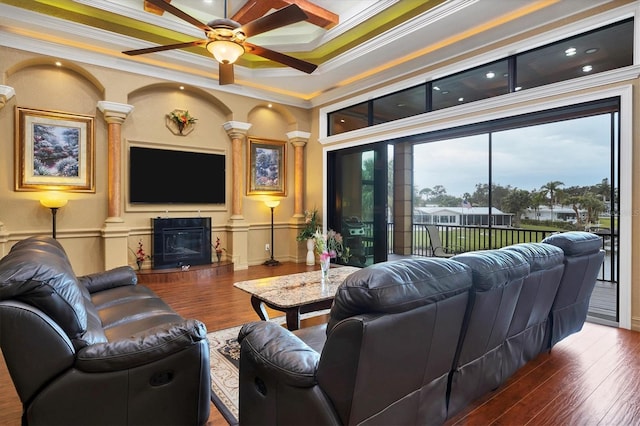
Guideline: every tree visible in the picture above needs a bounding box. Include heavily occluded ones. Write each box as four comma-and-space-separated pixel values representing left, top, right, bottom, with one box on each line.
530, 190, 547, 221
540, 181, 564, 221
502, 189, 531, 227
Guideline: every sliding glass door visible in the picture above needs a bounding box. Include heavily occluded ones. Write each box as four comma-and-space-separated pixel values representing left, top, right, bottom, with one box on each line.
328, 143, 388, 266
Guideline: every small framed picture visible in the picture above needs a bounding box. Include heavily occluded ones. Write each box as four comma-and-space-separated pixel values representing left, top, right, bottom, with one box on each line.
247, 138, 286, 196
15, 107, 95, 192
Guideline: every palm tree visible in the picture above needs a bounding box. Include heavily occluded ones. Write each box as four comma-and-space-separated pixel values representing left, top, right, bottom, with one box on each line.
541, 181, 564, 221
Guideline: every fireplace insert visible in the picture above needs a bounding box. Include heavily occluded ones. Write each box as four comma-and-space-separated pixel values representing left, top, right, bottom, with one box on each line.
152, 217, 212, 269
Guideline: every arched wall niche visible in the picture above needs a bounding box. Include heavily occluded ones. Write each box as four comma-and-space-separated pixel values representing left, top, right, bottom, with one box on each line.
125, 83, 231, 151
6, 58, 104, 109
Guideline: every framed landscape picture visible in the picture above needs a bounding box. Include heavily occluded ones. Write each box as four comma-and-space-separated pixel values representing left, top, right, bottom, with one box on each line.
247, 138, 286, 196
15, 107, 95, 192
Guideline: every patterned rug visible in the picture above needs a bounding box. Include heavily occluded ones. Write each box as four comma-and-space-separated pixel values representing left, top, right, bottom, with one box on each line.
208, 323, 248, 426
208, 312, 328, 425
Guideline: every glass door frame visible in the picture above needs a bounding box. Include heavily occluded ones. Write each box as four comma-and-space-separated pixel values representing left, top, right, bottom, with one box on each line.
327, 142, 389, 265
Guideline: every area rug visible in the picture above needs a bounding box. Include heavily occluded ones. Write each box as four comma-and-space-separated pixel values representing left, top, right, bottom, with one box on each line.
208, 323, 248, 426
208, 312, 328, 425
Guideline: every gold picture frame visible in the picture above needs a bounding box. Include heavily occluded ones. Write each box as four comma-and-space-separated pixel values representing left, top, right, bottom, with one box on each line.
15, 107, 95, 192
247, 138, 286, 196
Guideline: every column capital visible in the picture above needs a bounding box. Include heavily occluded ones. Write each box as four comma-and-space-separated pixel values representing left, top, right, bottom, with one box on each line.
287, 130, 310, 146
97, 101, 134, 124
223, 121, 252, 140
0, 85, 16, 110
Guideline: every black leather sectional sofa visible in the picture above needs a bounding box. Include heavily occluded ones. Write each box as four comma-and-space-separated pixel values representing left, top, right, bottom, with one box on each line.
238, 231, 604, 425
0, 236, 211, 425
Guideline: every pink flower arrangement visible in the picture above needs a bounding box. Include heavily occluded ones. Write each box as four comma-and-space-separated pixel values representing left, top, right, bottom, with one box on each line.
135, 240, 147, 262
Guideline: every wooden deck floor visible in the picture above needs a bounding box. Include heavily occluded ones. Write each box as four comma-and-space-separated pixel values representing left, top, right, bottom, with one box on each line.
0, 262, 637, 425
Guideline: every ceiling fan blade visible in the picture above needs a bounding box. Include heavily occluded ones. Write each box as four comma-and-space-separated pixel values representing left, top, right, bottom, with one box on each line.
123, 40, 206, 56
219, 63, 234, 85
239, 4, 308, 38
145, 0, 211, 32
245, 42, 317, 74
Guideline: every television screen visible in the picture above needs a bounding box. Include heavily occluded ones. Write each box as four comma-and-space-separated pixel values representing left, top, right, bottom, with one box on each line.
129, 147, 225, 204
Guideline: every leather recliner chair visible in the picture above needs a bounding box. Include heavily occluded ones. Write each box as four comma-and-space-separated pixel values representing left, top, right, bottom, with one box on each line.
238, 257, 473, 425
542, 231, 606, 349
499, 242, 565, 379
447, 249, 530, 418
0, 236, 211, 425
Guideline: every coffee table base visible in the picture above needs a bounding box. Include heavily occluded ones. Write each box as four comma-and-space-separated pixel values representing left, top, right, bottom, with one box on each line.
250, 295, 333, 330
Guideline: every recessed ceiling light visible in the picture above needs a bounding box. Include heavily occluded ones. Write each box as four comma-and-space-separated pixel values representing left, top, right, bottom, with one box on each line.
458, 97, 464, 102
585, 48, 598, 54
340, 119, 345, 123
396, 103, 406, 108
486, 71, 495, 79
442, 90, 449, 94
565, 47, 577, 56
433, 86, 440, 91
582, 65, 593, 72
179, 85, 184, 90
515, 86, 522, 91
55, 61, 62, 67
268, 103, 272, 108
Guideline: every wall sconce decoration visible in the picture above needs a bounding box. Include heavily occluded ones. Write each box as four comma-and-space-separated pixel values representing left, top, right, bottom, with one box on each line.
166, 109, 197, 135
40, 192, 68, 239
263, 199, 280, 266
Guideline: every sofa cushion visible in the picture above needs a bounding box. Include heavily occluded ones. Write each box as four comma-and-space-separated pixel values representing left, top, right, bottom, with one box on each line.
328, 257, 472, 332
452, 249, 530, 291
501, 242, 564, 271
542, 231, 602, 256
0, 242, 87, 339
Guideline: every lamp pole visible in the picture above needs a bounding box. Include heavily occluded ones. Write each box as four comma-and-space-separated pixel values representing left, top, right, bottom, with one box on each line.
264, 200, 280, 266
40, 194, 68, 239
49, 207, 60, 239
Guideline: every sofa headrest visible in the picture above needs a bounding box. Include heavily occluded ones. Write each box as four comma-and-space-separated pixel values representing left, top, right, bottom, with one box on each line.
328, 257, 472, 332
500, 243, 564, 272
0, 237, 87, 338
542, 231, 603, 256
452, 249, 530, 291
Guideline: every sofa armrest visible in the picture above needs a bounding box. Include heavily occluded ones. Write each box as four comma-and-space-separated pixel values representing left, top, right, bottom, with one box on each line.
78, 266, 138, 293
75, 319, 207, 372
238, 321, 320, 387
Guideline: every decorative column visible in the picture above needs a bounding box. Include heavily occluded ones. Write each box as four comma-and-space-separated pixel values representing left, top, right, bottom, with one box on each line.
286, 130, 310, 263
286, 131, 310, 218
223, 121, 252, 220
0, 86, 15, 110
0, 86, 15, 254
97, 101, 134, 270
223, 121, 252, 270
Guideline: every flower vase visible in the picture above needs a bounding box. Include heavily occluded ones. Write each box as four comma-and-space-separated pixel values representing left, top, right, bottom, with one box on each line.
306, 238, 315, 266
177, 122, 185, 134
216, 251, 222, 263
320, 255, 330, 280
136, 260, 143, 271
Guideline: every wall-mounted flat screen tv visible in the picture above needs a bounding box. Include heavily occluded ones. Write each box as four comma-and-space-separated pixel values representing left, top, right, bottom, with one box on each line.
129, 146, 225, 204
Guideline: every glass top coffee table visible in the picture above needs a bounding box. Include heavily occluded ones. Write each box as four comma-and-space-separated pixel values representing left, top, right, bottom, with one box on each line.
234, 266, 360, 330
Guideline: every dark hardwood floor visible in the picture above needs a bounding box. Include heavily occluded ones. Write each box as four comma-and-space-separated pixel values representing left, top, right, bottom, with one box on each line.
1, 262, 639, 425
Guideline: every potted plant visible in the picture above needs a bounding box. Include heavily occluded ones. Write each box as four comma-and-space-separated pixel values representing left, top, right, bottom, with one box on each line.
297, 208, 319, 265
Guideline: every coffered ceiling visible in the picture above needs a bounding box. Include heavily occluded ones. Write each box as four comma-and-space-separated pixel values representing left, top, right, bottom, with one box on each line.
0, 0, 622, 107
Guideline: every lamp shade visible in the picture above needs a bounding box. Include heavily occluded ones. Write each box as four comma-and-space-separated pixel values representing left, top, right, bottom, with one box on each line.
264, 199, 280, 208
206, 40, 244, 64
40, 194, 68, 209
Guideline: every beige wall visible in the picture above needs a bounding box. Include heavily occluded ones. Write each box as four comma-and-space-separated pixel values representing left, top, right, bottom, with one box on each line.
0, 46, 314, 274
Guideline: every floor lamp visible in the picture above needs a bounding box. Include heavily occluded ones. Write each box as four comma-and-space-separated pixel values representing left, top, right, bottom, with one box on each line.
40, 193, 68, 239
263, 199, 280, 266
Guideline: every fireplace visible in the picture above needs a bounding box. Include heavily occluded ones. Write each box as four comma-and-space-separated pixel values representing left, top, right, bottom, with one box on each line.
152, 217, 212, 270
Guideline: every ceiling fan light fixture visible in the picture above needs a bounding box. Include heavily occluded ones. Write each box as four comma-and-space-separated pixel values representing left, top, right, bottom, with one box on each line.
207, 40, 244, 64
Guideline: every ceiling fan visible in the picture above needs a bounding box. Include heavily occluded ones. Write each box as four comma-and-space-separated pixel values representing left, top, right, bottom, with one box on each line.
123, 0, 318, 85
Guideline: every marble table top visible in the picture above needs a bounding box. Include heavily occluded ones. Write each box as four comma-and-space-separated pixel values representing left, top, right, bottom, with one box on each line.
233, 266, 360, 309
